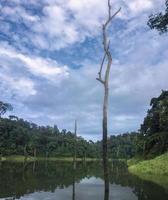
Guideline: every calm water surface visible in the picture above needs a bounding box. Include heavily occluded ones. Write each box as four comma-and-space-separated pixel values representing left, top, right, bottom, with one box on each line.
0, 161, 167, 200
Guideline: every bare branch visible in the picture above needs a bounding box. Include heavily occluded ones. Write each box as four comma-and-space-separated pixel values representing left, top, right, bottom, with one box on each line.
96, 77, 105, 85
103, 2, 121, 85
104, 1, 121, 27
96, 1, 121, 85
108, 0, 112, 18
109, 7, 121, 21
99, 53, 106, 77
97, 41, 110, 84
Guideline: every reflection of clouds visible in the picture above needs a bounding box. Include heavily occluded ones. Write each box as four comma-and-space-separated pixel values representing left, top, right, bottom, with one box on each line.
80, 177, 103, 185
14, 177, 137, 200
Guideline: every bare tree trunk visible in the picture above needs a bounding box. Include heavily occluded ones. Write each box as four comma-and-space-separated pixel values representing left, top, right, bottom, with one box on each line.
0, 153, 2, 162
24, 144, 28, 163
83, 150, 86, 162
96, 1, 121, 200
72, 120, 77, 200
45, 151, 48, 160
73, 120, 77, 169
34, 147, 37, 158
103, 84, 110, 199
33, 160, 36, 173
72, 172, 75, 200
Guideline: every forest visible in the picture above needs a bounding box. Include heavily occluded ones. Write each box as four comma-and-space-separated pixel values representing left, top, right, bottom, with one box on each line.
1, 90, 168, 160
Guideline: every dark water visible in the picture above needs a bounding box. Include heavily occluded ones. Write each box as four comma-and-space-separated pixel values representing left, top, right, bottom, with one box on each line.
0, 160, 167, 200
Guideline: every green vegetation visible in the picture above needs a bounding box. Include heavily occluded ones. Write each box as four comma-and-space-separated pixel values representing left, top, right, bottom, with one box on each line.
0, 117, 100, 159
138, 90, 168, 157
0, 116, 139, 159
148, 0, 168, 34
0, 157, 6, 162
4, 155, 36, 162
1, 155, 98, 162
0, 101, 13, 117
1, 91, 168, 160
128, 153, 168, 175
128, 153, 168, 189
108, 132, 139, 158
127, 156, 143, 167
127, 91, 168, 187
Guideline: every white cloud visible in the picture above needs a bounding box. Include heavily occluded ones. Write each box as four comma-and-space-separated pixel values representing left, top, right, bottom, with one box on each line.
128, 0, 153, 14
35, 5, 79, 49
0, 74, 36, 97
0, 44, 69, 82
0, 0, 161, 50
1, 6, 39, 22
67, 0, 106, 32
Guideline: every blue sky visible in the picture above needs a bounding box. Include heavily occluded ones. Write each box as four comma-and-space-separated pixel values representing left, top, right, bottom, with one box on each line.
0, 0, 167, 140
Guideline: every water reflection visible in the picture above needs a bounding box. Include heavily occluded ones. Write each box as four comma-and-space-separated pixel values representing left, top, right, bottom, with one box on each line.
0, 160, 167, 200
72, 159, 76, 200
104, 173, 109, 200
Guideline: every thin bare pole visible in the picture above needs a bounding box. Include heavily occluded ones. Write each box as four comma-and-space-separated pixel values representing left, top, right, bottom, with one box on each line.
73, 120, 77, 167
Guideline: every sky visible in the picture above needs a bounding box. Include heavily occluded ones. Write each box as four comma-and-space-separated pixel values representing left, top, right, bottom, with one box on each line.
0, 0, 168, 141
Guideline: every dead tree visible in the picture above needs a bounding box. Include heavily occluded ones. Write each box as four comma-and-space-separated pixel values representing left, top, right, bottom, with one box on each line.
96, 0, 121, 199
73, 120, 77, 169
72, 120, 77, 200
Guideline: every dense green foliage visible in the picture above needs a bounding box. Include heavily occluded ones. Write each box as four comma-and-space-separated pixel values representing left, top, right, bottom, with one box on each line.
0, 116, 138, 159
140, 90, 168, 156
128, 153, 168, 189
0, 117, 99, 158
147, 0, 168, 33
128, 153, 168, 176
107, 132, 138, 158
0, 101, 13, 117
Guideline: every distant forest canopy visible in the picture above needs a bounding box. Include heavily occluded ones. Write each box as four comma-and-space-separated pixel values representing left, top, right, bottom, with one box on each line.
0, 116, 138, 159
0, 90, 168, 159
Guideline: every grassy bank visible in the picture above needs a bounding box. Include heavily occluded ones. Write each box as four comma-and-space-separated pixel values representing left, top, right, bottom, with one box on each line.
0, 157, 6, 162
2, 155, 36, 162
128, 153, 168, 189
127, 156, 143, 167
128, 153, 168, 175
0, 156, 126, 163
38, 157, 99, 162
0, 155, 100, 163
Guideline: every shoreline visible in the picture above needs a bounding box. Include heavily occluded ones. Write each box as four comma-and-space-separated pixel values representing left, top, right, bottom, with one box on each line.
127, 153, 168, 189
0, 155, 100, 162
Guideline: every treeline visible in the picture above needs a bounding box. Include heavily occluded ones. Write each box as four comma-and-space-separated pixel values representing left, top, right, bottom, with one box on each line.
0, 117, 99, 158
0, 116, 138, 159
0, 90, 168, 159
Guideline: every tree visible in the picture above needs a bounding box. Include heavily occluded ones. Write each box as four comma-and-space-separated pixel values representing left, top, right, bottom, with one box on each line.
0, 101, 12, 160
147, 0, 168, 34
96, 1, 121, 199
140, 90, 168, 156
0, 101, 13, 117
73, 120, 77, 168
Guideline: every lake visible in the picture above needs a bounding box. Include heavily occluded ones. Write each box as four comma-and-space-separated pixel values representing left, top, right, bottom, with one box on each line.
0, 160, 167, 200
